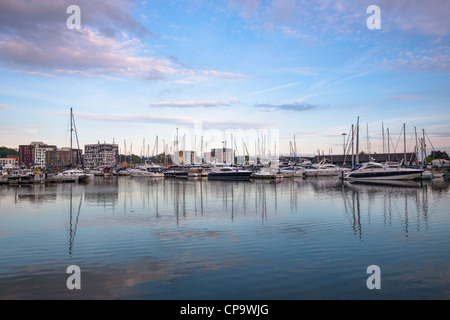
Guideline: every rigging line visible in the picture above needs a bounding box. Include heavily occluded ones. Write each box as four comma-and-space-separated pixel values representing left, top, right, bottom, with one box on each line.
71, 111, 83, 168
424, 130, 442, 165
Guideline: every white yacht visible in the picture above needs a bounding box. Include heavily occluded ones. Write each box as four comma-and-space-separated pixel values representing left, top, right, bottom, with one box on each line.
251, 167, 283, 179
115, 168, 131, 176
208, 164, 253, 180
343, 162, 424, 181
278, 166, 297, 178
304, 161, 342, 177
129, 165, 164, 177
129, 166, 154, 177
57, 169, 93, 182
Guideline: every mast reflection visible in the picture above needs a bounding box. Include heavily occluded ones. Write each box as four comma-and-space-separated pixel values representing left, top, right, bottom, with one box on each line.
342, 180, 430, 239
67, 184, 83, 257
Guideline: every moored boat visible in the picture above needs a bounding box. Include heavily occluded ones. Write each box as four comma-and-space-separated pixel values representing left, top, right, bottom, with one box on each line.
7, 169, 35, 184
208, 164, 252, 180
343, 162, 424, 180
304, 161, 341, 177
57, 169, 93, 182
251, 167, 283, 180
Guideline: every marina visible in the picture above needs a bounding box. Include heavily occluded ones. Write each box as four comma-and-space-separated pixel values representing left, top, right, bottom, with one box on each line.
1, 1, 449, 304
0, 174, 448, 299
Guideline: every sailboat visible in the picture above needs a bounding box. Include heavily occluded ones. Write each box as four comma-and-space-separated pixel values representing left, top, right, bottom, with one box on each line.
58, 108, 93, 182
343, 120, 423, 181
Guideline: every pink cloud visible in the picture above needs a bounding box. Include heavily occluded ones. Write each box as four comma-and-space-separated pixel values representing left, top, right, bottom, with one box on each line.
0, 0, 246, 81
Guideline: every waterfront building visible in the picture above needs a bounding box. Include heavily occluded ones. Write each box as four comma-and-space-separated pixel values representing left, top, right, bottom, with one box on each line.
18, 144, 34, 167
209, 148, 234, 164
31, 142, 57, 169
0, 157, 17, 169
84, 143, 119, 168
46, 147, 82, 170
172, 150, 195, 165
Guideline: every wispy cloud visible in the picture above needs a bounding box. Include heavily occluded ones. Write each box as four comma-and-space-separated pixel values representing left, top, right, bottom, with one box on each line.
48, 112, 279, 130
250, 82, 302, 95
387, 95, 428, 101
228, 0, 260, 20
0, 104, 15, 111
150, 101, 231, 108
381, 47, 450, 73
255, 102, 318, 112
276, 67, 319, 76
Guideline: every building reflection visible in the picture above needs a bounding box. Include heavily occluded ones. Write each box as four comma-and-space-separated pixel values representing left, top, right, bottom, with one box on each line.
2, 175, 445, 255
83, 176, 119, 209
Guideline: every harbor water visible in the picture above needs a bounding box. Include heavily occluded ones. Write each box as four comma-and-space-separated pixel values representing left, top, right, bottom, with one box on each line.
0, 176, 449, 299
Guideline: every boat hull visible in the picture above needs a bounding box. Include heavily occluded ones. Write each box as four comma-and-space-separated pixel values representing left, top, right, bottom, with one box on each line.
208, 172, 252, 180
344, 171, 422, 180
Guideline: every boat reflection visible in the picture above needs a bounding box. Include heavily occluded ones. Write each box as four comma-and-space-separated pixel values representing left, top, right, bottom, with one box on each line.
3, 175, 446, 253
344, 179, 422, 188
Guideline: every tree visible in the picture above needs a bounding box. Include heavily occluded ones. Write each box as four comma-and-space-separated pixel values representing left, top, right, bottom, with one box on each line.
0, 147, 18, 158
430, 150, 449, 160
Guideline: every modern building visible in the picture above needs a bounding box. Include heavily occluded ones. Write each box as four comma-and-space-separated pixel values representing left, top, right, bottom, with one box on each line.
18, 144, 35, 167
171, 150, 196, 165
0, 157, 17, 169
46, 148, 82, 170
84, 143, 119, 168
209, 148, 234, 164
32, 142, 57, 169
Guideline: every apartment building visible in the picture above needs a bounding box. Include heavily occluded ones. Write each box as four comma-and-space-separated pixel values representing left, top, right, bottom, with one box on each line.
84, 143, 119, 168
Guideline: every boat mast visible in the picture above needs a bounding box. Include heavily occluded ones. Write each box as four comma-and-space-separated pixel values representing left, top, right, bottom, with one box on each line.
351, 124, 354, 167
355, 117, 360, 164
71, 110, 83, 169
422, 129, 426, 166
387, 128, 390, 162
70, 107, 73, 168
200, 136, 203, 164
403, 123, 406, 166
163, 139, 166, 167
414, 127, 418, 166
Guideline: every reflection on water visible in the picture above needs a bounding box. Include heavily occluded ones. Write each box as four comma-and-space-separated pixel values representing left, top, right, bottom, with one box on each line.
0, 176, 449, 299
342, 180, 432, 239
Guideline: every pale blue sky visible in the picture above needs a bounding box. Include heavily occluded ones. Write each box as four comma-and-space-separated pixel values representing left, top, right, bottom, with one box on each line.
0, 0, 449, 157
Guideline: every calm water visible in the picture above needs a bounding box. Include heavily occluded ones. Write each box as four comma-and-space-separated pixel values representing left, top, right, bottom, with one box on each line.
0, 176, 449, 299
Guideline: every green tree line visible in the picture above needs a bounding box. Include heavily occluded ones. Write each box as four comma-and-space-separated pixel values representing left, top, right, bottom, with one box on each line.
0, 147, 18, 158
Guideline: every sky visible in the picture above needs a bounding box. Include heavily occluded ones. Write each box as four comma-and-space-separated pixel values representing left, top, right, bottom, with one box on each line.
0, 0, 449, 158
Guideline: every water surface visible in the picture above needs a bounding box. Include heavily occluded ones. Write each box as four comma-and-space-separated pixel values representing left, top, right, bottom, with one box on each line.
0, 176, 449, 299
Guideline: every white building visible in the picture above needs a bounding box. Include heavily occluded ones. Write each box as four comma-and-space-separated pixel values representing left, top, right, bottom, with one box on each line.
209, 148, 234, 164
0, 158, 17, 169
31, 142, 57, 169
173, 150, 195, 165
84, 143, 119, 168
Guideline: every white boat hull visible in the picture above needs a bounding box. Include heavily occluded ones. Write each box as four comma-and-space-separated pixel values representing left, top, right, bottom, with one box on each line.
344, 171, 422, 181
